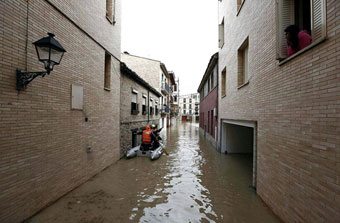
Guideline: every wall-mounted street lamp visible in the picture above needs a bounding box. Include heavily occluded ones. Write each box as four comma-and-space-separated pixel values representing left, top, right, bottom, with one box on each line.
16, 33, 66, 91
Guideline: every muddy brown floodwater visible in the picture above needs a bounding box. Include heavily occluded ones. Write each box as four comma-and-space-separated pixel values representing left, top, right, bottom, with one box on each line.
28, 122, 281, 223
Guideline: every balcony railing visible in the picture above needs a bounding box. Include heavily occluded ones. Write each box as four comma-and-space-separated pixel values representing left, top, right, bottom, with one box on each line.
161, 105, 170, 114
161, 81, 169, 95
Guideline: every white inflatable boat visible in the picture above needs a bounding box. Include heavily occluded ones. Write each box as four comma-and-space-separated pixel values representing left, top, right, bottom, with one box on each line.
126, 143, 164, 160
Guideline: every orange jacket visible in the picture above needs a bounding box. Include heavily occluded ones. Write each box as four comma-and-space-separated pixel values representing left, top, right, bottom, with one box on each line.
142, 130, 152, 144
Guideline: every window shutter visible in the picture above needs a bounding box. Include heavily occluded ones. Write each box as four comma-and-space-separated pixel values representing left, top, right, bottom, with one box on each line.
276, 0, 294, 59
311, 0, 326, 42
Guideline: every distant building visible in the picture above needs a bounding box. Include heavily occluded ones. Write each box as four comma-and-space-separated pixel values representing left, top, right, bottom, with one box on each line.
120, 63, 162, 157
0, 1, 121, 222
218, 0, 339, 222
121, 53, 171, 129
169, 71, 180, 125
179, 93, 200, 122
197, 53, 218, 147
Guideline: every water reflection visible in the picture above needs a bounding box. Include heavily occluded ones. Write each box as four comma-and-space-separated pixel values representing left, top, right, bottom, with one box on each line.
28, 122, 281, 223
127, 122, 280, 223
132, 123, 220, 223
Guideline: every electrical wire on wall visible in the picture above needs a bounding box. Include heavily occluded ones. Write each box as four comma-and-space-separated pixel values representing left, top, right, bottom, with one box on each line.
25, 0, 30, 72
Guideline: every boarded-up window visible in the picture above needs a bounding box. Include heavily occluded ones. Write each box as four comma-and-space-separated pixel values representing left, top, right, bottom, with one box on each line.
276, 0, 326, 60
221, 67, 226, 97
71, 84, 83, 110
104, 52, 111, 90
218, 18, 224, 48
238, 38, 249, 87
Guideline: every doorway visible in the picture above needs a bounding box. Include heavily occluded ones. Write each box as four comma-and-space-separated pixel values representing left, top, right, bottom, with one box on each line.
220, 120, 257, 189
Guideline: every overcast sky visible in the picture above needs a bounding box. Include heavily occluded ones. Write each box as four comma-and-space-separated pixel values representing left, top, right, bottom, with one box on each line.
121, 0, 218, 95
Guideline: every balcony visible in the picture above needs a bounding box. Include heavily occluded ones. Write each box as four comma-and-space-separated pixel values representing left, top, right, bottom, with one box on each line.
161, 105, 170, 114
161, 81, 169, 95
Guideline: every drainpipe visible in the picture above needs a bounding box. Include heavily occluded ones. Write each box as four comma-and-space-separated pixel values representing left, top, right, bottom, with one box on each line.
147, 90, 150, 123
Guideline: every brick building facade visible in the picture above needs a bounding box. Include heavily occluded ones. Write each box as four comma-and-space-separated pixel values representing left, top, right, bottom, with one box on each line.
0, 1, 121, 222
198, 53, 218, 147
218, 0, 339, 222
120, 63, 162, 157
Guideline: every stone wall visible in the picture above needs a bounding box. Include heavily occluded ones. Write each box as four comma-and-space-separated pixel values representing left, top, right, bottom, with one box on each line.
0, 1, 121, 222
120, 73, 161, 156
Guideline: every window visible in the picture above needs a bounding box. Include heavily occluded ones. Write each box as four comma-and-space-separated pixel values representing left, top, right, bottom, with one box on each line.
189, 110, 192, 115
189, 104, 192, 109
221, 67, 226, 97
218, 18, 224, 48
174, 84, 177, 92
276, 0, 326, 60
210, 73, 214, 90
142, 95, 147, 115
150, 99, 154, 115
189, 99, 192, 103
155, 101, 158, 115
184, 104, 186, 109
208, 111, 210, 132
132, 130, 138, 147
104, 52, 111, 90
208, 76, 210, 93
131, 89, 139, 115
106, 0, 115, 23
211, 110, 214, 135
183, 98, 186, 103
237, 38, 249, 87
213, 66, 218, 88
183, 110, 186, 114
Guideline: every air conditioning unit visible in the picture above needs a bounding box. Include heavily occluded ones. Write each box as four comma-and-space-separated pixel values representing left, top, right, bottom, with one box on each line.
213, 107, 217, 117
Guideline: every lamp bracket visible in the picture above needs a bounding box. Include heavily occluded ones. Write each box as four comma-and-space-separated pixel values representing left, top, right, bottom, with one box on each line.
16, 69, 48, 91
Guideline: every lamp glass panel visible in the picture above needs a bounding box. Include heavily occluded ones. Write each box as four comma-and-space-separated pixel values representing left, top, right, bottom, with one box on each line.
37, 46, 50, 61
50, 48, 64, 64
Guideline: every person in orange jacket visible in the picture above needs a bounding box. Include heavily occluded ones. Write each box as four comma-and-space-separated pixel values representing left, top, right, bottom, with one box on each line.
141, 125, 152, 151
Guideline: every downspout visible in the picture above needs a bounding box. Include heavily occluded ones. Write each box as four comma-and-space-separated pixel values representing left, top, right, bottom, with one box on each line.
147, 90, 150, 123
25, 0, 30, 72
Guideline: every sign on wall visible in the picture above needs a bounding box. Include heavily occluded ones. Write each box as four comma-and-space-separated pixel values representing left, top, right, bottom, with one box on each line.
71, 84, 83, 110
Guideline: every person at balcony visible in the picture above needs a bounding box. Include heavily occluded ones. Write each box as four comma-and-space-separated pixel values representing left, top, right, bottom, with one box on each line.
141, 125, 152, 151
285, 25, 312, 57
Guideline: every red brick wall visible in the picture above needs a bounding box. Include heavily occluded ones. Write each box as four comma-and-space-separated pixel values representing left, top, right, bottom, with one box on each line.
200, 87, 218, 139
0, 1, 121, 222
218, 0, 339, 222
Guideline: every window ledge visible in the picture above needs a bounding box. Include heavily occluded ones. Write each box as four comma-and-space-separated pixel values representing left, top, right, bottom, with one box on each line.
104, 87, 111, 91
279, 37, 327, 66
236, 0, 246, 16
221, 94, 226, 98
237, 80, 249, 89
106, 15, 116, 25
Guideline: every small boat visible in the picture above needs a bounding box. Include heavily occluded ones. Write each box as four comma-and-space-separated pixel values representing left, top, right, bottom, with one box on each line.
126, 143, 164, 160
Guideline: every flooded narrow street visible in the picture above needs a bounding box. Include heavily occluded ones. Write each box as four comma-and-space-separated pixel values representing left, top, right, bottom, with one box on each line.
28, 123, 281, 223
